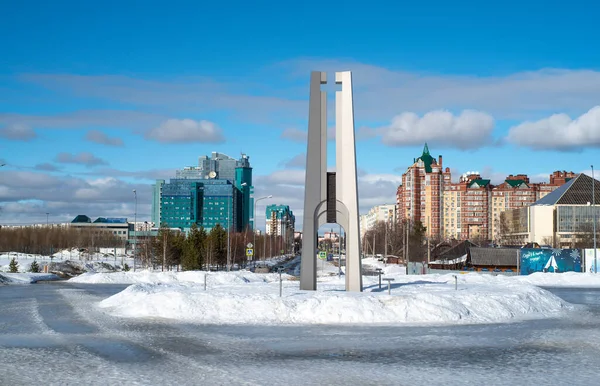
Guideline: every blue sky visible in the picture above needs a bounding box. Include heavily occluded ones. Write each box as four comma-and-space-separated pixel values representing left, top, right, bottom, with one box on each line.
1, 0, 600, 228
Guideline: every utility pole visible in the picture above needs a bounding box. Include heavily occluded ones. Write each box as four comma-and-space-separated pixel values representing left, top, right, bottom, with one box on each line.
405, 220, 410, 275
133, 189, 137, 272
227, 198, 231, 272
384, 221, 388, 265
592, 165, 597, 273
427, 216, 431, 266
254, 195, 272, 261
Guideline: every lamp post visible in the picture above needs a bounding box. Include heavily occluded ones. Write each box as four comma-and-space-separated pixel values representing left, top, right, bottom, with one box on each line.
133, 189, 137, 272
253, 195, 272, 261
592, 165, 597, 273
226, 197, 230, 272
46, 212, 49, 226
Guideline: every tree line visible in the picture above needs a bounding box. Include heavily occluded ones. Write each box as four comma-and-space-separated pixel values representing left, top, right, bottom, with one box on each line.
360, 219, 427, 262
139, 223, 292, 271
0, 225, 123, 255
0, 223, 292, 271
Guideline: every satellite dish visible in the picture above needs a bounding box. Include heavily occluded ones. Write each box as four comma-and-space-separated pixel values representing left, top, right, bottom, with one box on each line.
209, 171, 217, 179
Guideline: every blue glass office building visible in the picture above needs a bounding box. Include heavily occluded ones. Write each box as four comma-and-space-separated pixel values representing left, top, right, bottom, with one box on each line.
153, 153, 252, 232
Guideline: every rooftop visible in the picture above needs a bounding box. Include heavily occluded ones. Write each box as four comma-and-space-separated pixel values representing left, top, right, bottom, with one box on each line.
533, 173, 600, 206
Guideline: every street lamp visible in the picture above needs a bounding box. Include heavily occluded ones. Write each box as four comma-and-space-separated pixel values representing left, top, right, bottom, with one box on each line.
133, 189, 137, 272
46, 212, 49, 226
592, 165, 597, 274
226, 198, 230, 272
253, 195, 272, 261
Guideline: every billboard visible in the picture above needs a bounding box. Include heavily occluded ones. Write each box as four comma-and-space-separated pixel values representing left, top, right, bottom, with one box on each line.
520, 248, 582, 275
583, 249, 600, 273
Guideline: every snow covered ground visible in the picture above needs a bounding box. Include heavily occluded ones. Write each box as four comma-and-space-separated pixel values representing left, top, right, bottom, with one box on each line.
0, 249, 132, 274
0, 272, 60, 284
81, 262, 600, 326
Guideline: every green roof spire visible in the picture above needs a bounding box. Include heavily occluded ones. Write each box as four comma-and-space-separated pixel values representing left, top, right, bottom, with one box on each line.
417, 143, 434, 173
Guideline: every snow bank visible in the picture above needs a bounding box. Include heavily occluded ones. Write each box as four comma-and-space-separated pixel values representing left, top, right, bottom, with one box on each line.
0, 272, 60, 284
511, 272, 600, 287
361, 257, 406, 276
98, 272, 571, 325
69, 270, 293, 285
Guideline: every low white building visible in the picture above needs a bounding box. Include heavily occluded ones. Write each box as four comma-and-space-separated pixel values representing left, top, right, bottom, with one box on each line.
70, 215, 130, 242
503, 173, 600, 247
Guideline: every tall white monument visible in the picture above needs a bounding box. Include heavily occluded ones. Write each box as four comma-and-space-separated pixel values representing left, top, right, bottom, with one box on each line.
300, 71, 362, 292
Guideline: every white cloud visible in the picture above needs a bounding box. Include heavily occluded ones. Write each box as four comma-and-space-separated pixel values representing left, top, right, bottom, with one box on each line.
280, 153, 306, 169
0, 123, 36, 141
34, 163, 61, 172
85, 130, 124, 146
0, 170, 150, 225
55, 152, 108, 167
15, 64, 600, 132
261, 170, 306, 186
19, 73, 305, 125
253, 168, 402, 231
145, 119, 225, 143
279, 59, 600, 120
0, 110, 164, 130
280, 128, 307, 142
507, 106, 600, 150
377, 110, 495, 149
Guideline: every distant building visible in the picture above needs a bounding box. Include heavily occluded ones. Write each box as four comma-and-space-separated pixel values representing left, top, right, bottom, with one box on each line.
159, 179, 243, 232
503, 173, 600, 247
265, 204, 295, 253
442, 172, 492, 241
396, 143, 445, 238
151, 180, 164, 226
396, 143, 575, 241
490, 171, 575, 242
69, 215, 129, 241
152, 152, 253, 233
359, 204, 397, 237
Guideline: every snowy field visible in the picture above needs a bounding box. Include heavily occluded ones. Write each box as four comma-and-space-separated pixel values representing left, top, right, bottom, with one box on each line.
5, 249, 600, 327
67, 258, 600, 326
0, 249, 133, 273
0, 272, 60, 284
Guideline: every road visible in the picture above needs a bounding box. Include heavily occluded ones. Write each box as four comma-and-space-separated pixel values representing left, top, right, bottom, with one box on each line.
1, 283, 599, 385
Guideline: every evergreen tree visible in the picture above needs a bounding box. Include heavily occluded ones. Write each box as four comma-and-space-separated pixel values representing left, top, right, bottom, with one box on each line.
209, 224, 227, 268
170, 231, 186, 270
29, 260, 40, 273
8, 257, 19, 273
182, 224, 207, 271
123, 263, 130, 271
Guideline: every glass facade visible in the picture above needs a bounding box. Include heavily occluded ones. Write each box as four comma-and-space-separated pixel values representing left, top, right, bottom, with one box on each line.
160, 180, 203, 230
151, 180, 164, 226
557, 205, 600, 233
155, 153, 252, 233
159, 179, 242, 232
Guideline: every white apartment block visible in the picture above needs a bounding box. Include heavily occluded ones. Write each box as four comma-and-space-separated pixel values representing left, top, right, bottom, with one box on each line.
359, 204, 397, 237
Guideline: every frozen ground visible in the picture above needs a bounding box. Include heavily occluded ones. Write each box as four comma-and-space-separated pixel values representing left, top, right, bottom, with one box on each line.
0, 272, 60, 284
66, 265, 600, 326
1, 283, 599, 386
0, 249, 132, 274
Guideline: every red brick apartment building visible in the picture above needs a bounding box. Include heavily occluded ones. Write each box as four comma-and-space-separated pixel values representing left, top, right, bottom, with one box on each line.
396, 144, 575, 242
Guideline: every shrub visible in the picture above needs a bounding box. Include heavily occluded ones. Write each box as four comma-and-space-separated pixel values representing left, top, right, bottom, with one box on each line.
9, 258, 19, 273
